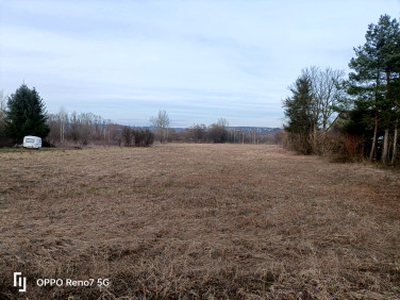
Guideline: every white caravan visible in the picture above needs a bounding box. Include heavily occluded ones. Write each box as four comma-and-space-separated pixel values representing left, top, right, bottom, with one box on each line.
23, 136, 42, 149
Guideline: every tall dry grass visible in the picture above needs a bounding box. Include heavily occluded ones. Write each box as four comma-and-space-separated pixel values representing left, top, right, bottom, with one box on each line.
0, 144, 399, 299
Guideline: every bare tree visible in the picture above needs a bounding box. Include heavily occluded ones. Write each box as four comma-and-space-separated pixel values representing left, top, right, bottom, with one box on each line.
319, 68, 346, 130
121, 126, 133, 146
209, 118, 229, 143
301, 66, 345, 153
69, 112, 92, 146
45, 109, 124, 146
58, 107, 68, 143
47, 113, 61, 145
0, 90, 7, 129
106, 123, 123, 146
0, 90, 8, 145
188, 124, 208, 143
150, 109, 170, 142
302, 66, 345, 130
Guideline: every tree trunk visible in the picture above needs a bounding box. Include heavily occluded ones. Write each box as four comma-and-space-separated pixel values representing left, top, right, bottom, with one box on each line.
369, 111, 378, 161
314, 125, 318, 153
391, 117, 398, 165
370, 74, 381, 161
382, 128, 389, 164
61, 122, 65, 143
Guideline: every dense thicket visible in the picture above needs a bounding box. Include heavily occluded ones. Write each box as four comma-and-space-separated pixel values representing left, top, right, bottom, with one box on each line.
121, 126, 155, 147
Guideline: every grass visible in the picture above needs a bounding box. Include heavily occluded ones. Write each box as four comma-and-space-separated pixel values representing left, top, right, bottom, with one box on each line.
0, 144, 399, 299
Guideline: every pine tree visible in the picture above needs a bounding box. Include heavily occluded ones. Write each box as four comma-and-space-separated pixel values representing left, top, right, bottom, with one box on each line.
283, 75, 314, 154
348, 15, 400, 162
5, 84, 50, 142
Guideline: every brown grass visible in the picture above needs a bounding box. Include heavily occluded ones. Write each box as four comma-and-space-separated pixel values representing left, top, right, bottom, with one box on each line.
0, 144, 399, 299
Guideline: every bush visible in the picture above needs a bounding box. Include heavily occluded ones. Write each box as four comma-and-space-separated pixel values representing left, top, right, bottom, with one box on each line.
133, 129, 154, 147
122, 126, 133, 146
310, 131, 366, 162
208, 124, 228, 143
284, 132, 312, 154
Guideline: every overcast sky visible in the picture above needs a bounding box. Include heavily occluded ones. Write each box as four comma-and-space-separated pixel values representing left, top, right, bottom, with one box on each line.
1, 0, 399, 127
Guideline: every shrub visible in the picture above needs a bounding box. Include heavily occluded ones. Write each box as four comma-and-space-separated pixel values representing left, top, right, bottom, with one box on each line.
133, 129, 154, 147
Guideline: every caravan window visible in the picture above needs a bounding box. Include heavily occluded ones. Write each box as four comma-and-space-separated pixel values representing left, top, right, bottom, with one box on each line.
25, 138, 35, 143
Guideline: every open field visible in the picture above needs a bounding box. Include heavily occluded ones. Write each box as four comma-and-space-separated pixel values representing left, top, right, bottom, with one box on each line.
0, 144, 399, 299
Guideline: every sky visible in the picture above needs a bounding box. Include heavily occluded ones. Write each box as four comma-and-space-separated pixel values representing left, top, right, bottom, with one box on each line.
1, 0, 399, 128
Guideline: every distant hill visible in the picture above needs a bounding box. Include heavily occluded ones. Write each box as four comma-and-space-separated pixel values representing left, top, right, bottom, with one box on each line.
226, 127, 281, 136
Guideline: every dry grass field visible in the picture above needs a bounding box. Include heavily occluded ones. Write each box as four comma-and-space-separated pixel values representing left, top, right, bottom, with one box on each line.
0, 144, 399, 299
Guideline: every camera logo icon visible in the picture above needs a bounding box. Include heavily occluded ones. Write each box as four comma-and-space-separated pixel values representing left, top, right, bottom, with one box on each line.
13, 272, 27, 293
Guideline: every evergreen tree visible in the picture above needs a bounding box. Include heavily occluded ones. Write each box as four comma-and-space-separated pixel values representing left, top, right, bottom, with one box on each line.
348, 14, 400, 162
283, 75, 314, 154
5, 84, 50, 142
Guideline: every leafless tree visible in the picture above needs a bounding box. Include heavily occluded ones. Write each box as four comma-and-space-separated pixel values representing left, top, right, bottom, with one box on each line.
0, 90, 8, 145
58, 107, 68, 143
188, 124, 208, 143
106, 123, 122, 146
301, 66, 345, 153
302, 66, 345, 130
209, 118, 229, 143
0, 90, 7, 129
150, 109, 170, 142
47, 113, 61, 145
46, 109, 123, 146
69, 112, 92, 146
122, 126, 133, 146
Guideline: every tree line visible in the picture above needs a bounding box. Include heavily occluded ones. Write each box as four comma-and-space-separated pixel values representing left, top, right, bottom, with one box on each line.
0, 85, 156, 147
0, 87, 279, 147
283, 14, 400, 164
